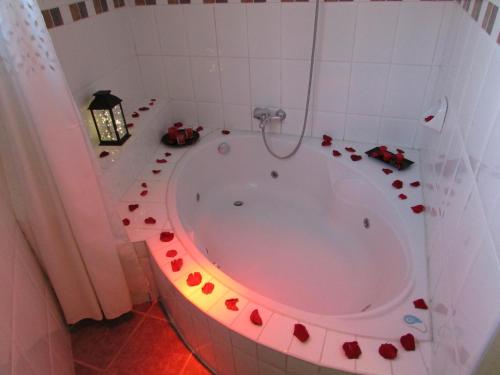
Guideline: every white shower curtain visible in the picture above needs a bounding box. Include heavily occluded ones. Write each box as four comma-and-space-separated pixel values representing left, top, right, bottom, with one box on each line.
0, 0, 132, 323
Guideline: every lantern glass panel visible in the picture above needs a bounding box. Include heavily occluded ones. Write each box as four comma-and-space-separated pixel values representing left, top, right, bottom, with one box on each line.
94, 109, 117, 142
112, 105, 127, 138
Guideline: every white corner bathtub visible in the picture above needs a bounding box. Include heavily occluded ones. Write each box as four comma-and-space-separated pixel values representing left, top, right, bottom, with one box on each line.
148, 131, 431, 375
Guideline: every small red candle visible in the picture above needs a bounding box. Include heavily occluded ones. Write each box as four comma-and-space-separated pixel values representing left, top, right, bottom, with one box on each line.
185, 128, 193, 139
176, 132, 186, 145
168, 126, 178, 140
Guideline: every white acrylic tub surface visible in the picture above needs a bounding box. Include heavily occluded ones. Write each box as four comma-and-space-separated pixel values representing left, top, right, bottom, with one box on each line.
147, 130, 432, 375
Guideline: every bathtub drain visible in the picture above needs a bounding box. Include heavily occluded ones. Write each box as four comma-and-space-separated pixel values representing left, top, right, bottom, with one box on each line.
233, 201, 244, 207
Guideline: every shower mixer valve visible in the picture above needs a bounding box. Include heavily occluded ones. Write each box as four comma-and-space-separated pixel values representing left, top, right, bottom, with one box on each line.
253, 108, 286, 127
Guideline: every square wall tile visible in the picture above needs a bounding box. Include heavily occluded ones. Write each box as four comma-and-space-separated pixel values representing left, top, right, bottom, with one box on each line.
191, 57, 221, 102
313, 62, 350, 113
312, 111, 345, 141
281, 3, 315, 59
155, 6, 189, 55
250, 59, 281, 108
344, 114, 380, 144
138, 56, 167, 99
215, 4, 248, 57
378, 117, 417, 148
348, 63, 390, 116
281, 60, 311, 110
197, 102, 223, 128
233, 347, 259, 375
353, 2, 400, 63
170, 101, 198, 126
129, 6, 161, 55
318, 3, 356, 62
184, 5, 217, 57
247, 4, 280, 59
224, 104, 251, 130
164, 56, 195, 101
219, 58, 251, 105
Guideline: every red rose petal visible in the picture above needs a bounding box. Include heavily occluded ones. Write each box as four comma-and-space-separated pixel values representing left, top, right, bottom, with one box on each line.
140, 190, 148, 197
144, 217, 156, 224
171, 258, 183, 272
151, 98, 156, 102
382, 168, 393, 175
394, 153, 404, 162
293, 323, 310, 343
383, 151, 392, 162
196, 126, 204, 132
332, 150, 342, 157
131, 112, 139, 118
322, 140, 332, 147
410, 181, 421, 187
156, 159, 167, 163
186, 272, 202, 287
323, 134, 333, 142
250, 309, 263, 326
128, 204, 139, 212
99, 151, 110, 158
392, 180, 403, 189
222, 130, 230, 135
379, 343, 398, 360
397, 148, 405, 154
174, 122, 183, 128
370, 151, 379, 158
160, 231, 174, 242
152, 169, 161, 174
122, 218, 130, 226
399, 194, 408, 200
141, 182, 148, 188
350, 154, 362, 161
400, 333, 416, 351
166, 250, 178, 258
225, 298, 239, 311
126, 123, 134, 128
164, 152, 172, 157
139, 106, 150, 111
342, 341, 362, 359
345, 147, 356, 153
202, 282, 215, 295
379, 145, 388, 151
413, 298, 428, 309
424, 115, 434, 122
411, 204, 425, 214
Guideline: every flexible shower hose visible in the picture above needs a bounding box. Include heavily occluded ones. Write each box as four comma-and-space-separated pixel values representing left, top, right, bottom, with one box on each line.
260, 0, 320, 159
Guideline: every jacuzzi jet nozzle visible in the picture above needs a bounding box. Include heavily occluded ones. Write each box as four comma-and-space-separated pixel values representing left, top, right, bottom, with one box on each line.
233, 201, 244, 207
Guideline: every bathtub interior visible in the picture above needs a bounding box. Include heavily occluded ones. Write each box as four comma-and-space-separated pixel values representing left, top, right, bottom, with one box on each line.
171, 133, 412, 317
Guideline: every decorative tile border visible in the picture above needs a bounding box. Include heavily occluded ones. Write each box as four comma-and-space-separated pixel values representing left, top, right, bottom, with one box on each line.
69, 2, 89, 22
457, 0, 499, 42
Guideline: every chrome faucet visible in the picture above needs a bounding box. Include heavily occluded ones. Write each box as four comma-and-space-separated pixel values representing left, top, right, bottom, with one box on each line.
253, 108, 286, 127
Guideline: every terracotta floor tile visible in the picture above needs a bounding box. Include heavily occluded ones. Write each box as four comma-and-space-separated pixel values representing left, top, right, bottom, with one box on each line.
181, 355, 212, 375
133, 302, 153, 314
71, 312, 143, 370
74, 362, 102, 374
147, 302, 167, 321
106, 316, 191, 374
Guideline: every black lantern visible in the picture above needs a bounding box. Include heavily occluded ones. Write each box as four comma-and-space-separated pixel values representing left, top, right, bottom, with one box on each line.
88, 90, 130, 145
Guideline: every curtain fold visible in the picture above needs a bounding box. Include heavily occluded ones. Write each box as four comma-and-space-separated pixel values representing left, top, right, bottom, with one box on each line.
0, 0, 132, 323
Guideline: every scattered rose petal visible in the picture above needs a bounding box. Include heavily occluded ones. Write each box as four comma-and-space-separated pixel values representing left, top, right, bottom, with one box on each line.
410, 181, 421, 187
350, 154, 362, 161
395, 153, 404, 162
186, 272, 202, 287
144, 217, 156, 224
397, 148, 405, 154
164, 152, 172, 157
332, 150, 342, 157
174, 122, 183, 128
399, 194, 408, 200
156, 159, 167, 164
222, 130, 230, 135
382, 151, 392, 162
166, 250, 178, 258
140, 190, 148, 197
400, 333, 416, 351
370, 151, 379, 158
126, 123, 134, 128
139, 106, 150, 111
342, 341, 362, 359
382, 168, 393, 175
152, 169, 161, 174
122, 218, 130, 226
293, 324, 310, 343
411, 204, 425, 214
323, 134, 333, 142
225, 298, 239, 311
132, 112, 139, 118
424, 115, 434, 122
413, 298, 428, 309
99, 151, 110, 158
141, 182, 148, 188
379, 343, 398, 360
202, 282, 215, 295
160, 231, 174, 242
392, 180, 403, 189
322, 140, 332, 147
345, 147, 356, 153
171, 258, 183, 272
151, 98, 156, 102
379, 145, 388, 151
149, 102, 154, 106
196, 126, 204, 132
128, 204, 139, 212
250, 309, 263, 326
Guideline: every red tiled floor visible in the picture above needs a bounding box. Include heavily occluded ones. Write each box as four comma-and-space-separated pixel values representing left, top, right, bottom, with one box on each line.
133, 302, 154, 314
180, 355, 211, 375
71, 312, 143, 369
74, 362, 102, 374
148, 302, 167, 321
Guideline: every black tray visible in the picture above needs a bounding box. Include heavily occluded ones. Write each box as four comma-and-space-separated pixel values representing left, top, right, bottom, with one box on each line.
161, 130, 200, 148
365, 147, 414, 171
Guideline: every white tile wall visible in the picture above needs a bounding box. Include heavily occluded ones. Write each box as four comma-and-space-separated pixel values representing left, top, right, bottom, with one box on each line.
0, 167, 74, 375
417, 2, 500, 374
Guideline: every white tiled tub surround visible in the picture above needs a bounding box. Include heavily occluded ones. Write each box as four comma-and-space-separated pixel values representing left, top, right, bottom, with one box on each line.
143, 130, 432, 375
0, 167, 74, 374
128, 0, 451, 148
417, 0, 500, 374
